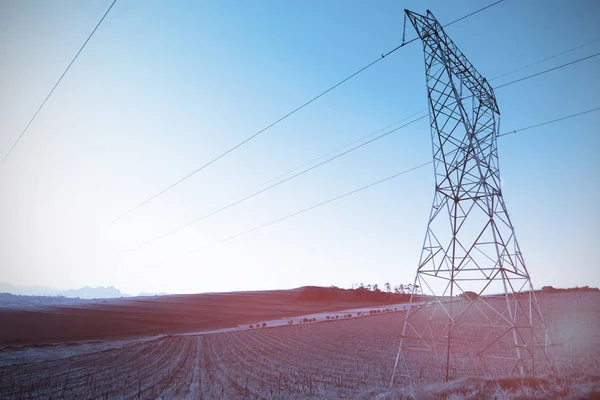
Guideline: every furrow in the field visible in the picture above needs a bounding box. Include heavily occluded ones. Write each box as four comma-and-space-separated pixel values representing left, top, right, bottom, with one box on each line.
259, 319, 398, 389
0, 336, 195, 399
200, 333, 239, 398
211, 327, 374, 395
216, 329, 320, 391
152, 336, 198, 400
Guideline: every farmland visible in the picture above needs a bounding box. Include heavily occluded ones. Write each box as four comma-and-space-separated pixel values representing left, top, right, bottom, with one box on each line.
0, 287, 409, 346
0, 290, 599, 399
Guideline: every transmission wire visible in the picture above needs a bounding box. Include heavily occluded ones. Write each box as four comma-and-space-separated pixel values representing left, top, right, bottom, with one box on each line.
193, 162, 433, 252
498, 106, 600, 137
130, 115, 428, 251
190, 106, 600, 252
490, 37, 600, 81
0, 0, 118, 167
111, 1, 506, 223
495, 51, 600, 89
126, 48, 600, 252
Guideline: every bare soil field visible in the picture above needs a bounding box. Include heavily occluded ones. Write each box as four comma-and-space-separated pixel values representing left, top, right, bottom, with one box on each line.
0, 291, 598, 399
0, 288, 408, 346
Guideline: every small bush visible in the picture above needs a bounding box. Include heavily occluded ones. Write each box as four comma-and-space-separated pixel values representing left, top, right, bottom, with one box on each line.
262, 322, 267, 328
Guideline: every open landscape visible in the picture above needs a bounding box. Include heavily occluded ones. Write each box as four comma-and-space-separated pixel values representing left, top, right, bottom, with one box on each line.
0, 287, 598, 399
2, 1, 599, 399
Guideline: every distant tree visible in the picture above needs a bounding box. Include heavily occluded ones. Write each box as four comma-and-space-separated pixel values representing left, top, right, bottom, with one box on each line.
249, 325, 253, 329
406, 283, 413, 294
359, 283, 364, 289
288, 320, 293, 325
335, 315, 339, 319
459, 291, 479, 301
399, 284, 405, 294
326, 315, 330, 320
414, 284, 421, 294
366, 284, 372, 291
385, 282, 391, 293
373, 284, 380, 292
262, 322, 267, 328
393, 286, 400, 294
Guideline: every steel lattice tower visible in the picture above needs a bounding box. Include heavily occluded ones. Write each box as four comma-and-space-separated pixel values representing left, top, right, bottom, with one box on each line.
392, 10, 553, 385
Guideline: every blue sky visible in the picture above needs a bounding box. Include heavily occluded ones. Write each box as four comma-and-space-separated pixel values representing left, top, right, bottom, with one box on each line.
1, 0, 599, 295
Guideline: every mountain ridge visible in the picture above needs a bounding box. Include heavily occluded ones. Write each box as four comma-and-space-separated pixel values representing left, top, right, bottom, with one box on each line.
0, 282, 130, 299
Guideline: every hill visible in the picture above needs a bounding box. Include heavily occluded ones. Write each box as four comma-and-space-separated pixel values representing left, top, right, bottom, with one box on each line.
0, 286, 409, 346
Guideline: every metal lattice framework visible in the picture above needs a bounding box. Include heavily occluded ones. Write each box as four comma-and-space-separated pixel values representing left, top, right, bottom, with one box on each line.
392, 10, 554, 385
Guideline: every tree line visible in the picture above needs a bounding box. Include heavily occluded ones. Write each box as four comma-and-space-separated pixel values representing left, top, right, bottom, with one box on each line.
351, 282, 421, 295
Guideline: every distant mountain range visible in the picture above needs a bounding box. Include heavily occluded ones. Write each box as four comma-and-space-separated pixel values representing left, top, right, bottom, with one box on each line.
0, 283, 143, 299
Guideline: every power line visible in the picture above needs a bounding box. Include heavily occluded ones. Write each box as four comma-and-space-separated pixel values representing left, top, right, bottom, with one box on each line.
272, 42, 600, 191
129, 114, 428, 251
111, 55, 395, 223
490, 37, 600, 81
190, 106, 600, 252
111, 1, 506, 223
193, 162, 433, 252
128, 47, 600, 252
498, 106, 600, 137
443, 0, 505, 27
494, 51, 600, 89
248, 110, 427, 192
0, 0, 118, 168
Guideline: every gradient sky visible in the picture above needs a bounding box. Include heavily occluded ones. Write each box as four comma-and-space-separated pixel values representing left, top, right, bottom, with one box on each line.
1, 0, 599, 295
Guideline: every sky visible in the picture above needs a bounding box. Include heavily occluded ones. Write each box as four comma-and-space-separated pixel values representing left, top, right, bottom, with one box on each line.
0, 0, 599, 296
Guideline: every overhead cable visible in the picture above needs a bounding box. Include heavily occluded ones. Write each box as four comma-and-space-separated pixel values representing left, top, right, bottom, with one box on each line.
0, 0, 118, 167
193, 162, 433, 252
191, 106, 600, 251
495, 51, 600, 89
127, 48, 600, 252
129, 115, 428, 251
111, 0, 506, 223
490, 37, 600, 81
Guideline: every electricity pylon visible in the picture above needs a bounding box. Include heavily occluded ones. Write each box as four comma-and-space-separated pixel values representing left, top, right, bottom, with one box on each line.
392, 9, 553, 385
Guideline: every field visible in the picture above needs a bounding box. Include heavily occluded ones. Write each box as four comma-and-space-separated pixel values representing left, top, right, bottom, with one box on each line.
0, 288, 407, 346
0, 290, 598, 399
